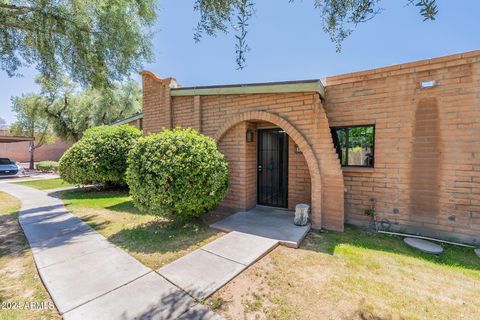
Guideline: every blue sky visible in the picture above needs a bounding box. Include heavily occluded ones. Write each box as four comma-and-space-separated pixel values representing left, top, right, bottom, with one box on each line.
1, 0, 479, 124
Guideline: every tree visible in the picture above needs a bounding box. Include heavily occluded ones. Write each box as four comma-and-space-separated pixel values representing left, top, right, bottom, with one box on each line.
0, 0, 156, 88
10, 94, 54, 169
40, 79, 142, 142
193, 0, 439, 68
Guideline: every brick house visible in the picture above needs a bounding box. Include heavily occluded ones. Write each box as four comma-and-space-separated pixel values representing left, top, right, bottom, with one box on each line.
119, 51, 480, 244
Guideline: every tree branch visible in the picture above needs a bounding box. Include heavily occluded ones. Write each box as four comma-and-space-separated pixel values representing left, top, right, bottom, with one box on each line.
1, 4, 96, 35
34, 125, 50, 149
0, 4, 33, 13
0, 22, 36, 32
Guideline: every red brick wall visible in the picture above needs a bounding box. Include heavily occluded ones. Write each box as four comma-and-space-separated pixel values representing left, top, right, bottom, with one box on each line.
324, 50, 480, 243
245, 122, 258, 209
0, 140, 71, 162
127, 119, 143, 130
142, 71, 175, 134
218, 121, 257, 210
172, 96, 195, 128
288, 137, 311, 209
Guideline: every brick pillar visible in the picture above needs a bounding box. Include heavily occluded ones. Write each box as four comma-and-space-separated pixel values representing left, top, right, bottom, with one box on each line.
141, 71, 176, 134
193, 95, 202, 133
312, 94, 345, 231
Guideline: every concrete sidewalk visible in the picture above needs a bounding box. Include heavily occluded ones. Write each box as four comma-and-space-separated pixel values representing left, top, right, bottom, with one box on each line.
0, 183, 220, 320
158, 231, 278, 300
158, 207, 309, 300
0, 173, 59, 184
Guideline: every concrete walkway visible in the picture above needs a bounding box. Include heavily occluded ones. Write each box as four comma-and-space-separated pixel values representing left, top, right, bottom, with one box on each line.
0, 173, 59, 184
210, 206, 311, 248
158, 206, 310, 300
158, 231, 278, 300
0, 183, 220, 320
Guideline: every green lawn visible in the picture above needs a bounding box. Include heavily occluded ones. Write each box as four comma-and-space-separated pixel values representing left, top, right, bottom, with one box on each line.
0, 192, 60, 320
14, 178, 73, 190
211, 227, 480, 320
57, 189, 222, 269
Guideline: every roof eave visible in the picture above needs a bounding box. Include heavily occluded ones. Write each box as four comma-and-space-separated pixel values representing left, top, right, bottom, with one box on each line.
0, 136, 34, 143
171, 80, 325, 98
110, 113, 144, 126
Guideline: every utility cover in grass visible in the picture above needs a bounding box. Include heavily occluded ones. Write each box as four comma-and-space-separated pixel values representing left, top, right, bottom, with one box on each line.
475, 248, 480, 257
404, 237, 444, 254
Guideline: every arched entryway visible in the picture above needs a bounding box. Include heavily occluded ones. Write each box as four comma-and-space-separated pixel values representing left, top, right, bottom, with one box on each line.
214, 111, 323, 228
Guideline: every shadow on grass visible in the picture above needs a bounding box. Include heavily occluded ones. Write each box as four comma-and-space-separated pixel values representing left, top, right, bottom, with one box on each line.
55, 188, 224, 265
107, 217, 219, 256
303, 225, 480, 272
75, 214, 111, 231
57, 189, 153, 216
353, 308, 390, 320
105, 200, 143, 215
56, 187, 130, 200
0, 212, 27, 258
57, 189, 239, 221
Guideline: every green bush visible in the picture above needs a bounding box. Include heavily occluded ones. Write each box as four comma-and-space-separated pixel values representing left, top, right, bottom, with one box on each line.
126, 128, 229, 220
59, 125, 142, 186
36, 161, 59, 172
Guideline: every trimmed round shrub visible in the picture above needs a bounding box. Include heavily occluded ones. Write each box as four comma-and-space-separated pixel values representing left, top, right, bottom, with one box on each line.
126, 128, 229, 220
36, 161, 59, 172
59, 125, 142, 185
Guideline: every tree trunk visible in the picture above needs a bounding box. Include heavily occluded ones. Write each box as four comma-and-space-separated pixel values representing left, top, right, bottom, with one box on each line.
29, 141, 35, 170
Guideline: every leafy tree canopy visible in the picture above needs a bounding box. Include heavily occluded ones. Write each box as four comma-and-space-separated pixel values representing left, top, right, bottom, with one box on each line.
38, 77, 142, 142
0, 0, 156, 88
348, 126, 374, 147
10, 94, 53, 144
10, 94, 55, 168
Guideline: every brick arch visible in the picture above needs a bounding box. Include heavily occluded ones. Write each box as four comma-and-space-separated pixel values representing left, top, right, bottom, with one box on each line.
214, 111, 324, 227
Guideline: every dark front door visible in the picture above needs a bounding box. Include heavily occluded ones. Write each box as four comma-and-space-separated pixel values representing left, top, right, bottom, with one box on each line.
257, 128, 288, 207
